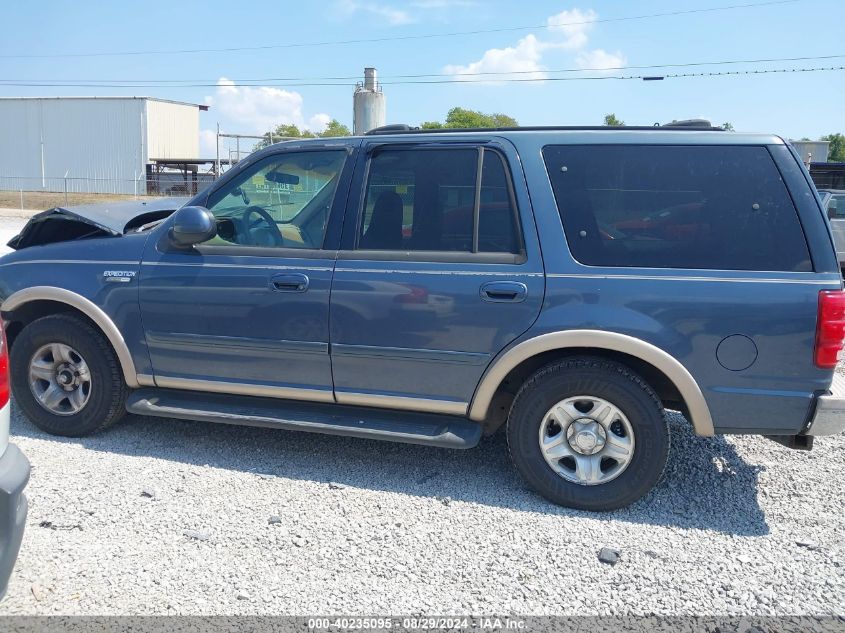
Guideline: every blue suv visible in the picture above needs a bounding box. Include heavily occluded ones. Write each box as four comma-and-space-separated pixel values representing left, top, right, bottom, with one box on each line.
1, 125, 843, 511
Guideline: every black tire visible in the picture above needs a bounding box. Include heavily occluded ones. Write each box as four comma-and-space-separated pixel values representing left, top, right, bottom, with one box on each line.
507, 356, 669, 511
10, 314, 129, 437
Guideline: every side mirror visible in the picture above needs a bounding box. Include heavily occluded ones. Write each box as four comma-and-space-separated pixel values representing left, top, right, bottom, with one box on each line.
169, 206, 217, 247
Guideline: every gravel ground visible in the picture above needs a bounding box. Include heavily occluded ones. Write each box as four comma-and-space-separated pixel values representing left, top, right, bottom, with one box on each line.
2, 397, 843, 616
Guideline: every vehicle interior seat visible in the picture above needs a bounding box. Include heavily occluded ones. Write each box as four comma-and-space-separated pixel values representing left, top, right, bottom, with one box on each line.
361, 191, 404, 249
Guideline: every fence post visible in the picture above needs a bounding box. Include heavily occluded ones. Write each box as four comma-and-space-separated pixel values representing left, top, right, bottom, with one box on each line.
64, 178, 68, 206
20, 189, 23, 211
134, 171, 138, 200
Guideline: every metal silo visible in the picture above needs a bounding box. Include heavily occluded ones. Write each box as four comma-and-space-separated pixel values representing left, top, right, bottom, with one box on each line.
353, 68, 386, 135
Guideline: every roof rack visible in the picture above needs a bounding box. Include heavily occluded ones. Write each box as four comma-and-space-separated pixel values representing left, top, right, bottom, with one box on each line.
364, 122, 724, 135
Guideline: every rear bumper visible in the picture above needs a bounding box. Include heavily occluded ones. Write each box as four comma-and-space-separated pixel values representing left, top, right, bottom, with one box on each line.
0, 442, 30, 600
805, 372, 845, 436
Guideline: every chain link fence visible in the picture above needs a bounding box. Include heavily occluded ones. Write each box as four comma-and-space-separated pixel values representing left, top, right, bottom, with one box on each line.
0, 174, 215, 211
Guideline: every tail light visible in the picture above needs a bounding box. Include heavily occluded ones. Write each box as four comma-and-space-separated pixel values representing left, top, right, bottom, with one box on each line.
815, 290, 845, 369
0, 321, 8, 408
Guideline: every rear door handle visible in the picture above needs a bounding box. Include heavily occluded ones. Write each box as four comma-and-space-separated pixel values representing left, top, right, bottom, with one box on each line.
480, 281, 528, 303
270, 273, 309, 293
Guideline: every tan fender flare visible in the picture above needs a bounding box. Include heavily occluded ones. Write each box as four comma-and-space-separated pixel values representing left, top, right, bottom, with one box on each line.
2, 286, 140, 389
468, 330, 715, 437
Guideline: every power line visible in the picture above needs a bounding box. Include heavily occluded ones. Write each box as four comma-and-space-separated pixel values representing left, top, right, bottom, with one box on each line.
1, 53, 841, 85
0, 0, 799, 59
0, 65, 840, 88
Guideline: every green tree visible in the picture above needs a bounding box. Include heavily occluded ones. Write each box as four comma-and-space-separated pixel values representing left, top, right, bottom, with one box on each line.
254, 123, 312, 150
320, 119, 352, 137
420, 107, 518, 129
446, 107, 518, 128
721, 122, 735, 132
822, 133, 845, 162
603, 113, 624, 127
254, 119, 352, 149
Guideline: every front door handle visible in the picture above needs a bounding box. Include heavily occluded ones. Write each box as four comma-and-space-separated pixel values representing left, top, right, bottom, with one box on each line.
270, 273, 309, 293
480, 281, 528, 303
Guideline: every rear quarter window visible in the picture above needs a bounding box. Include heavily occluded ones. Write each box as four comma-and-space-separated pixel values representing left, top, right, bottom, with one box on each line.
543, 145, 812, 272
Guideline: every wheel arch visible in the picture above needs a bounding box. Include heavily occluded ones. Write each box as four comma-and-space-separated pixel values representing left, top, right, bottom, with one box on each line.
2, 286, 140, 389
469, 330, 714, 437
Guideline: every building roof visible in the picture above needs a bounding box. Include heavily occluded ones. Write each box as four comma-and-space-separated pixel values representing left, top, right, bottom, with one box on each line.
0, 96, 209, 111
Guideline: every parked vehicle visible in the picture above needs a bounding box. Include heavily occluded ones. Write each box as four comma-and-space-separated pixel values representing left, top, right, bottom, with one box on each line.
1, 126, 843, 511
819, 189, 845, 272
0, 320, 29, 599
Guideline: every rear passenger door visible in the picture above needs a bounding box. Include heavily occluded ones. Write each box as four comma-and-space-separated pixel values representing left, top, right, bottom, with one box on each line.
329, 140, 544, 414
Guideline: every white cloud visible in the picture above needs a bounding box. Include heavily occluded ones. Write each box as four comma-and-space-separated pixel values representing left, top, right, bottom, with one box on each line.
444, 7, 624, 83
199, 129, 217, 158
410, 0, 477, 7
204, 78, 331, 135
443, 34, 547, 81
576, 48, 627, 72
335, 0, 413, 25
335, 0, 477, 25
546, 8, 597, 50
308, 113, 332, 132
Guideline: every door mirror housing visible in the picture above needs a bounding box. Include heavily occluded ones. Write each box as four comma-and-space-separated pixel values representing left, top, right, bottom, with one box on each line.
169, 206, 217, 247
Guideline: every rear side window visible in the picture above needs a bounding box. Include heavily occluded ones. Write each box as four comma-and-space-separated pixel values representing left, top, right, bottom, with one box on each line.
359, 147, 521, 255
543, 145, 812, 271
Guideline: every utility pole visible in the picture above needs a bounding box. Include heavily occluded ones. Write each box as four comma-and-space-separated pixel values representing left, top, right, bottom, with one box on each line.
215, 123, 221, 178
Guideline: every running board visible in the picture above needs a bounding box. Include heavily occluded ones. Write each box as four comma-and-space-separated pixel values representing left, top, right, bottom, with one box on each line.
126, 388, 481, 449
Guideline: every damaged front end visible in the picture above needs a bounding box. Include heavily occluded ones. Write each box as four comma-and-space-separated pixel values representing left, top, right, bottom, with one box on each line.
7, 197, 189, 250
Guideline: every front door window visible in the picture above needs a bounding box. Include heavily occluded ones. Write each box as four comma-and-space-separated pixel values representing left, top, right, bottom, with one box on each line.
206, 150, 347, 249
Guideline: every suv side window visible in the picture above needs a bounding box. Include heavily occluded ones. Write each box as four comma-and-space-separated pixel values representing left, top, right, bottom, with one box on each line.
543, 145, 812, 272
358, 147, 522, 255
205, 150, 347, 249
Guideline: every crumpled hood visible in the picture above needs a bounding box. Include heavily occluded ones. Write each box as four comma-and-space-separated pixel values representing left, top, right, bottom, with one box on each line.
8, 197, 189, 250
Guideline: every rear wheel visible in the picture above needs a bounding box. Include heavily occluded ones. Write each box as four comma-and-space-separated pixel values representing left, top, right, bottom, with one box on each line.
10, 314, 128, 437
507, 357, 669, 511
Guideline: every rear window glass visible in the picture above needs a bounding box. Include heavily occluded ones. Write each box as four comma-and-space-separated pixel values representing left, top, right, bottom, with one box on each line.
543, 145, 812, 271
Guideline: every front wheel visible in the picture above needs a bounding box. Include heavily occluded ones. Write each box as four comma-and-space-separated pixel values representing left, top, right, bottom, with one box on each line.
10, 314, 128, 437
507, 357, 669, 511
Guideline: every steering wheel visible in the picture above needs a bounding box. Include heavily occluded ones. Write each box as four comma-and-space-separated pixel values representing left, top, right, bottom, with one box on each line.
241, 206, 285, 247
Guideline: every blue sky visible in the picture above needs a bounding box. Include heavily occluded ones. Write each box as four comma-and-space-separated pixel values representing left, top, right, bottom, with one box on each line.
1, 0, 843, 157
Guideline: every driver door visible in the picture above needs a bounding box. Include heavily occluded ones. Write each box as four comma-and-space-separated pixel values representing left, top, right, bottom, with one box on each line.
138, 142, 357, 401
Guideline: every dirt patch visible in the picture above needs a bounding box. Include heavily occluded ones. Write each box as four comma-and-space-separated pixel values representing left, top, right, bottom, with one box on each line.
0, 190, 145, 212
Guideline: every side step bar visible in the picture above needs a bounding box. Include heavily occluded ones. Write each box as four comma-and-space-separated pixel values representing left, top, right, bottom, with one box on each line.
126, 388, 482, 449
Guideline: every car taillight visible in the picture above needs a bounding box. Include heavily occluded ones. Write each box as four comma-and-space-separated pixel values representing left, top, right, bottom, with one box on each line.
0, 321, 8, 408
815, 290, 845, 369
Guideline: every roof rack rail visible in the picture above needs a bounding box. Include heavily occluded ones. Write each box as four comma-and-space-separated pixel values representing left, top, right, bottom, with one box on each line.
662, 118, 714, 128
365, 124, 421, 135
363, 123, 724, 135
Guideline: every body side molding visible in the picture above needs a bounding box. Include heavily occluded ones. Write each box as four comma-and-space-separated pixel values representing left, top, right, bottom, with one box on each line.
335, 391, 468, 416
469, 329, 715, 436
2, 286, 141, 389
155, 375, 335, 403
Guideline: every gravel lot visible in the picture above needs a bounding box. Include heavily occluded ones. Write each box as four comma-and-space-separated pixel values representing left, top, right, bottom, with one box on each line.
2, 400, 844, 616
0, 212, 843, 616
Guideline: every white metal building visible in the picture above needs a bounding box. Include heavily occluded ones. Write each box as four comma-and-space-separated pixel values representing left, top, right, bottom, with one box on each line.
790, 140, 830, 166
0, 97, 207, 195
